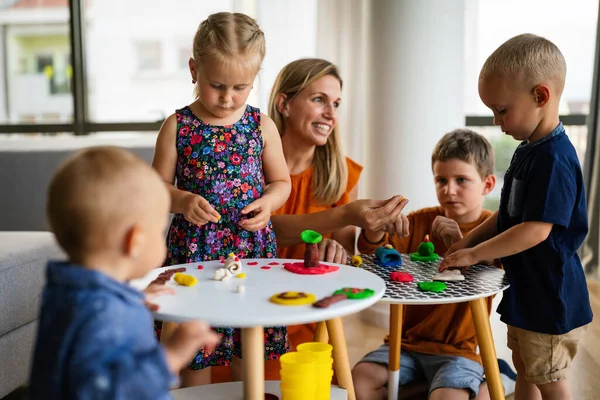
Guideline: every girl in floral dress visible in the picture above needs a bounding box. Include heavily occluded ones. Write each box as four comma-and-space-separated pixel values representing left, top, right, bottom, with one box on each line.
152, 12, 291, 386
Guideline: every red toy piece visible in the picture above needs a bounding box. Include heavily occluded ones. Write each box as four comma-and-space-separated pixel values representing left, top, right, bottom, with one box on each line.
390, 271, 414, 282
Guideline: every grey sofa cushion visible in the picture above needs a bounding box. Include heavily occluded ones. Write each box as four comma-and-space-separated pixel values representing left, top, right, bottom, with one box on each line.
0, 232, 65, 336
0, 319, 37, 398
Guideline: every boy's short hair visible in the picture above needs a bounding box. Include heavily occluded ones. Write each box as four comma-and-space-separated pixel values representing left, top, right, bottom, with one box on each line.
432, 128, 495, 179
47, 146, 159, 259
479, 33, 566, 94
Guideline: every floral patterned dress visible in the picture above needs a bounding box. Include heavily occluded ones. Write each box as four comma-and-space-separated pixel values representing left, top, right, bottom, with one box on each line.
163, 105, 288, 369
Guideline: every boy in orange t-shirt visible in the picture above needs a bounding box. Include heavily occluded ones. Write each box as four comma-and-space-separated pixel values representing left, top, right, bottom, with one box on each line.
352, 129, 514, 399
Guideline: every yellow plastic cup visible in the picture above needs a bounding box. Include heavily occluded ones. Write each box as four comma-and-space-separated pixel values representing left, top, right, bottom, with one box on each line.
279, 351, 317, 373
280, 371, 317, 386
297, 342, 333, 362
281, 389, 315, 400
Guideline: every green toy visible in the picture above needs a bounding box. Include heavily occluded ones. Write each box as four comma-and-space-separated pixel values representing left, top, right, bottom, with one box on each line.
300, 229, 323, 244
418, 281, 447, 293
410, 235, 439, 262
333, 287, 375, 299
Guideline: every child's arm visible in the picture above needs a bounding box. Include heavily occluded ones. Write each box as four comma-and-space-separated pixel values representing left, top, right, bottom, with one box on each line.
239, 114, 291, 231
440, 220, 552, 271
152, 114, 220, 225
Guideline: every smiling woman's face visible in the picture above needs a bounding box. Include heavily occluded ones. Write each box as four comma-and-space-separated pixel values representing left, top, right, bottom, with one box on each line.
283, 74, 342, 147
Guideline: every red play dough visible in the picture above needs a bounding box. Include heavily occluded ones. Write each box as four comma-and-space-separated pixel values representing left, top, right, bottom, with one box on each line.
284, 262, 339, 275
248, 261, 259, 266
268, 261, 280, 265
390, 271, 414, 282
261, 266, 271, 270
197, 265, 204, 270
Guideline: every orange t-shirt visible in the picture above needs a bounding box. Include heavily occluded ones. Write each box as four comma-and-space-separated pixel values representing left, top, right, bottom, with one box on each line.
357, 206, 495, 364
275, 157, 363, 259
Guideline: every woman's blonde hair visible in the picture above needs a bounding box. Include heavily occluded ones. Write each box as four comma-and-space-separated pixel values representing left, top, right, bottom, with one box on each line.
268, 58, 347, 206
192, 12, 265, 95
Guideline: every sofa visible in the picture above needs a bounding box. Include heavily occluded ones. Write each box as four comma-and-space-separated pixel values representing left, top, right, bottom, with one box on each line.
0, 232, 64, 398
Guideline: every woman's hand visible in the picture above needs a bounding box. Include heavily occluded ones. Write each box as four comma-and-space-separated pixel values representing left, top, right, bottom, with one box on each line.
317, 238, 348, 264
346, 195, 410, 235
182, 193, 220, 226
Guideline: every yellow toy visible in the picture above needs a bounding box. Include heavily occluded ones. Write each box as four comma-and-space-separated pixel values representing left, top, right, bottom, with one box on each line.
173, 272, 198, 287
269, 291, 316, 306
351, 255, 363, 267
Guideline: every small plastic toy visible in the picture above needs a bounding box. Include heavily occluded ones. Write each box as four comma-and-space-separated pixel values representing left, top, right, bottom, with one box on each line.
410, 235, 439, 262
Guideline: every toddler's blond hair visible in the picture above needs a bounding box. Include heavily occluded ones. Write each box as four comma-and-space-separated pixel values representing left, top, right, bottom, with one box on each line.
47, 146, 165, 260
480, 33, 566, 94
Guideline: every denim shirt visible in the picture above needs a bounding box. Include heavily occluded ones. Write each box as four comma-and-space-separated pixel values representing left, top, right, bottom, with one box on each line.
29, 262, 176, 399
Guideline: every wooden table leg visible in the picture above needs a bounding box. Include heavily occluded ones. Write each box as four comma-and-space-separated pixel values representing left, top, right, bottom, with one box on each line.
241, 326, 264, 400
326, 317, 356, 400
159, 321, 178, 344
388, 304, 403, 400
314, 321, 329, 343
470, 298, 505, 400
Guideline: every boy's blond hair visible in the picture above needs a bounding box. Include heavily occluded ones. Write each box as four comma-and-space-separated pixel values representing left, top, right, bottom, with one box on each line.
479, 33, 566, 94
47, 146, 163, 260
432, 128, 495, 179
268, 58, 347, 205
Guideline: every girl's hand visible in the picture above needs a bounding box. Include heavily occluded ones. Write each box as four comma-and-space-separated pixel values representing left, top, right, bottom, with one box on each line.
239, 197, 272, 232
432, 216, 463, 248
317, 238, 348, 264
182, 193, 220, 226
142, 283, 175, 311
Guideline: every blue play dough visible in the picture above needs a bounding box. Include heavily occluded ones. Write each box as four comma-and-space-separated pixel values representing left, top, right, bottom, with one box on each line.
374, 247, 402, 267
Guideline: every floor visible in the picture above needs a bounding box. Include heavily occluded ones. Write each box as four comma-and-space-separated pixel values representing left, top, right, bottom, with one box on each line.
4, 282, 600, 400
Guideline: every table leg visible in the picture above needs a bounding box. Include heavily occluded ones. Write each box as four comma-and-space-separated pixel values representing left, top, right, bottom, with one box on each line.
388, 304, 403, 400
159, 321, 178, 344
241, 326, 264, 400
314, 321, 329, 343
470, 298, 505, 400
326, 317, 356, 400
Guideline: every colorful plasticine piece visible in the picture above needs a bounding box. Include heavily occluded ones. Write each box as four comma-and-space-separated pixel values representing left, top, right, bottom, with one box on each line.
410, 235, 439, 262
351, 255, 363, 267
269, 291, 317, 306
390, 271, 414, 282
301, 229, 323, 268
173, 272, 198, 287
374, 246, 402, 267
418, 281, 447, 293
313, 287, 375, 308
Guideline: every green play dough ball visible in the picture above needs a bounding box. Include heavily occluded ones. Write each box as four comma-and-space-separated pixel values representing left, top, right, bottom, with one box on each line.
334, 288, 375, 299
418, 281, 447, 293
300, 229, 323, 244
418, 240, 434, 256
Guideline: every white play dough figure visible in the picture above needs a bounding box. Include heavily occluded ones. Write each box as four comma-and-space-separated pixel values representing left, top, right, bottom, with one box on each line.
212, 267, 232, 281
237, 284, 246, 294
433, 269, 465, 282
224, 252, 243, 274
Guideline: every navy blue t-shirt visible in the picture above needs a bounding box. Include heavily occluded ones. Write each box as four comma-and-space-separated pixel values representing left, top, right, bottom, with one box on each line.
497, 123, 592, 334
29, 261, 176, 400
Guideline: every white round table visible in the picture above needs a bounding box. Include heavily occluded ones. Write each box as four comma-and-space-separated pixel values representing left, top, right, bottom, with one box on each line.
131, 258, 386, 400
359, 254, 510, 400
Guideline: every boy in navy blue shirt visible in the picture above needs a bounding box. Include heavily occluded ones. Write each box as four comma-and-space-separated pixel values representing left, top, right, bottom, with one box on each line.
29, 147, 219, 399
440, 34, 592, 400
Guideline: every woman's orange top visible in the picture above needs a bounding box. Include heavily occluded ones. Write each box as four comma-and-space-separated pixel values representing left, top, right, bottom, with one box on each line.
274, 157, 363, 259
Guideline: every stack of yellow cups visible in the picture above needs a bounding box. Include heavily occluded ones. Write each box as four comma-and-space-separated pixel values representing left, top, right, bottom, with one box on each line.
279, 351, 317, 399
297, 342, 334, 400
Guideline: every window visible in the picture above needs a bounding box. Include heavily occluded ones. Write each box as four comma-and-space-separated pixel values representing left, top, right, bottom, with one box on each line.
134, 40, 162, 71
0, 0, 72, 124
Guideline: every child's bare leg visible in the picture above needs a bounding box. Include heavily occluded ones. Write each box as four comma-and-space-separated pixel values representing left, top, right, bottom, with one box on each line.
512, 350, 541, 400
429, 388, 470, 400
231, 358, 243, 381
537, 380, 572, 400
351, 361, 388, 400
180, 367, 212, 387
474, 382, 491, 400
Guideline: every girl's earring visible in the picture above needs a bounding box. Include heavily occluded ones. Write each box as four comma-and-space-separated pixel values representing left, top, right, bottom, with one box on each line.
192, 79, 196, 84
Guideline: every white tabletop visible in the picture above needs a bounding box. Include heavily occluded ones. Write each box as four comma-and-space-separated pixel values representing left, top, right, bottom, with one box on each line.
130, 258, 385, 327
359, 254, 510, 305
170, 381, 347, 400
